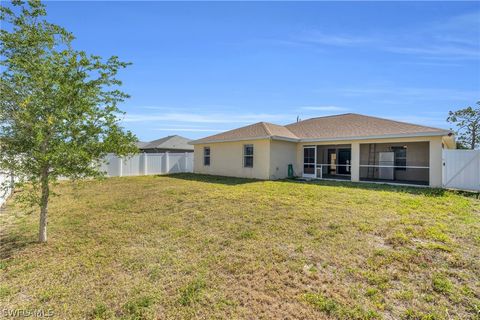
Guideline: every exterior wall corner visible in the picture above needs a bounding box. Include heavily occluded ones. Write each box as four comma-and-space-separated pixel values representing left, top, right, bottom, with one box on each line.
351, 142, 360, 182
429, 137, 443, 188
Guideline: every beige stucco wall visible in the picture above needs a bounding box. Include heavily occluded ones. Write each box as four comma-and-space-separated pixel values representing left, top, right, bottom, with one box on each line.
296, 136, 446, 187
429, 136, 443, 188
193, 139, 271, 179
269, 140, 297, 179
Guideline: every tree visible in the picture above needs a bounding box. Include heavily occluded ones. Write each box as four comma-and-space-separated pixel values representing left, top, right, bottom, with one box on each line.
0, 0, 138, 243
447, 101, 480, 150
455, 141, 469, 150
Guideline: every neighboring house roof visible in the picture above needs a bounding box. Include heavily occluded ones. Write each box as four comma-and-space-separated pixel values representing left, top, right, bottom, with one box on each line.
191, 113, 451, 144
136, 141, 149, 148
141, 135, 194, 150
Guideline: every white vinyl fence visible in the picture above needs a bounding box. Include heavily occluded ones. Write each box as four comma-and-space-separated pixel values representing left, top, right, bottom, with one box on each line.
0, 172, 14, 207
442, 149, 480, 192
0, 152, 193, 206
99, 152, 194, 177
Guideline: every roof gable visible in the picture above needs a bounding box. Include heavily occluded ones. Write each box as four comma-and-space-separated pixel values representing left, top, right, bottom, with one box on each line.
190, 122, 298, 144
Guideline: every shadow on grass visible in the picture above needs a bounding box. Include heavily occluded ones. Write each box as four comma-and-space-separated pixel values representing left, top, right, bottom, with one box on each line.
280, 178, 449, 197
300, 179, 480, 198
156, 173, 479, 198
0, 231, 35, 260
163, 173, 451, 197
160, 173, 259, 186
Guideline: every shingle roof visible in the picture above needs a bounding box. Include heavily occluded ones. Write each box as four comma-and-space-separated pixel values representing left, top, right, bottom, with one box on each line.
261, 122, 299, 140
191, 122, 298, 144
141, 135, 193, 150
191, 114, 451, 144
286, 113, 450, 140
136, 141, 149, 148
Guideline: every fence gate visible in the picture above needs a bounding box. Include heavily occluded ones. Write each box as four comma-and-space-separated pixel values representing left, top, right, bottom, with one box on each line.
442, 150, 480, 192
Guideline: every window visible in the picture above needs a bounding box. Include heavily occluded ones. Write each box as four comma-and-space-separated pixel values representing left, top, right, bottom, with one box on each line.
203, 147, 210, 166
243, 144, 254, 167
392, 146, 407, 171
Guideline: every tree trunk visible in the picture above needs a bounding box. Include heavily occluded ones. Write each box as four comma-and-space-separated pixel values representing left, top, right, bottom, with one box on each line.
39, 167, 49, 243
471, 128, 476, 150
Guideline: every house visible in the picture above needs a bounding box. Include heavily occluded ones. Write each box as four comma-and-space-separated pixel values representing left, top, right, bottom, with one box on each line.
135, 141, 150, 149
190, 113, 456, 187
137, 135, 194, 153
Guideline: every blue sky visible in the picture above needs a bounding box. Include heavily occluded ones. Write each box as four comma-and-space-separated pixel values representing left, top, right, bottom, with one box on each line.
42, 2, 480, 140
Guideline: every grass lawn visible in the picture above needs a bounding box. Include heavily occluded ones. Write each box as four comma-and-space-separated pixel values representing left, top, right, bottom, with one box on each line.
1, 174, 479, 319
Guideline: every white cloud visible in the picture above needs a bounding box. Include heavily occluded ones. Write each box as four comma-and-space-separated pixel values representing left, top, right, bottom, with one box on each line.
385, 45, 479, 58
122, 112, 296, 124
138, 105, 237, 112
279, 11, 480, 60
435, 11, 480, 33
332, 86, 477, 101
299, 32, 372, 47
152, 128, 224, 132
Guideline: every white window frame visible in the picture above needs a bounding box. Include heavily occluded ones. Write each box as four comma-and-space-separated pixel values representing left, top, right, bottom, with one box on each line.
243, 144, 254, 168
203, 147, 210, 166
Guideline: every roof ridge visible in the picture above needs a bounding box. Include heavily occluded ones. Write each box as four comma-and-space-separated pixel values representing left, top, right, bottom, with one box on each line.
349, 113, 450, 132
262, 122, 300, 139
287, 113, 449, 132
286, 113, 355, 126
260, 122, 273, 136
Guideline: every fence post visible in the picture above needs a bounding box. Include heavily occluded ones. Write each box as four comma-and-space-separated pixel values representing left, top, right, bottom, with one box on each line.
442, 150, 445, 187
143, 153, 148, 175
119, 157, 123, 177
184, 152, 188, 172
165, 152, 169, 174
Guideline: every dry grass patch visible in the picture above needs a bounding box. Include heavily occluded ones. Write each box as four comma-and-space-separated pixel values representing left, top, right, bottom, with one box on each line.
1, 174, 479, 319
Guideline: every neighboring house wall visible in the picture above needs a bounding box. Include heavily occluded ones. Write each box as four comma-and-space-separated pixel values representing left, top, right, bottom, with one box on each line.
193, 139, 271, 179
295, 136, 446, 188
142, 148, 193, 153
269, 140, 297, 179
